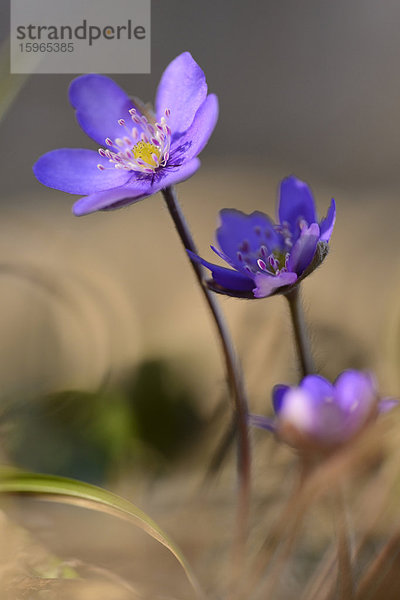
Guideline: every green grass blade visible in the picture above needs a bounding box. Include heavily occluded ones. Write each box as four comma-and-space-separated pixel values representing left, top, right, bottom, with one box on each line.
0, 467, 204, 598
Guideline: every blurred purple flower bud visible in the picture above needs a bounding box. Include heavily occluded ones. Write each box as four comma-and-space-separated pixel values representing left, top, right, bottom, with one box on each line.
250, 370, 396, 452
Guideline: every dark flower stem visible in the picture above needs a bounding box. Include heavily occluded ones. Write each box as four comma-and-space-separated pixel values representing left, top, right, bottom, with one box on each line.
285, 286, 315, 376
161, 185, 251, 564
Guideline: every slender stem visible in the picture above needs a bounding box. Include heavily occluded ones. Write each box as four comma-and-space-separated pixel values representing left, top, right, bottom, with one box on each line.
285, 286, 315, 377
245, 458, 310, 598
333, 487, 354, 600
161, 185, 251, 566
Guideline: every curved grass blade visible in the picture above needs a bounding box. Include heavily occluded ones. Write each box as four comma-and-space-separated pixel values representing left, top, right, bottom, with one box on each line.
0, 467, 204, 599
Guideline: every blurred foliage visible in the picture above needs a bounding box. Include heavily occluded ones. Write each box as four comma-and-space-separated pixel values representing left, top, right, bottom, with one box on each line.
3, 388, 134, 482
0, 40, 27, 124
122, 358, 203, 462
1, 358, 204, 482
0, 467, 203, 597
34, 556, 79, 580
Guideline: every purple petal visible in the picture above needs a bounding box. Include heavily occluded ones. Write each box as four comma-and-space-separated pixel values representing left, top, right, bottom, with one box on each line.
121, 157, 202, 194
211, 244, 235, 265
272, 384, 290, 414
319, 198, 336, 242
73, 158, 201, 215
33, 148, 131, 194
248, 413, 276, 433
216, 209, 278, 270
312, 403, 348, 443
334, 370, 377, 413
69, 74, 137, 146
73, 186, 144, 216
334, 370, 378, 438
187, 251, 255, 293
279, 387, 344, 444
300, 375, 335, 405
278, 176, 317, 241
289, 376, 345, 444
287, 223, 320, 274
253, 271, 297, 298
170, 94, 219, 162
278, 388, 318, 435
155, 52, 208, 133
379, 397, 399, 413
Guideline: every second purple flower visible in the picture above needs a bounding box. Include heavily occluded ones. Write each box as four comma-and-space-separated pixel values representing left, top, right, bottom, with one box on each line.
188, 176, 336, 299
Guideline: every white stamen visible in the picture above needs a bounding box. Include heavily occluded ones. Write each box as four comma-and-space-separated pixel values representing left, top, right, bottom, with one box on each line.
257, 259, 267, 271
96, 106, 172, 174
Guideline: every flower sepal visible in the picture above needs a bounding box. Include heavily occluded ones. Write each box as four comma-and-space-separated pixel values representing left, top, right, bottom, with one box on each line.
293, 239, 329, 287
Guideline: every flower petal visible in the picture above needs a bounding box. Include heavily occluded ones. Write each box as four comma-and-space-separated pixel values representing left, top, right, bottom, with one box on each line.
272, 384, 290, 414
248, 414, 276, 432
334, 370, 378, 439
300, 375, 335, 405
73, 186, 144, 216
155, 52, 208, 133
73, 159, 202, 215
278, 176, 317, 240
69, 74, 137, 146
319, 198, 336, 242
379, 397, 399, 413
33, 148, 131, 194
287, 223, 320, 275
187, 251, 255, 293
334, 370, 377, 413
278, 388, 317, 435
253, 271, 297, 298
216, 209, 278, 270
170, 94, 219, 163
122, 157, 202, 194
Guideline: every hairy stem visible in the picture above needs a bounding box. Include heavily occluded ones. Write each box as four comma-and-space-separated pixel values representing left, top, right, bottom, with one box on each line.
285, 286, 315, 377
161, 185, 251, 567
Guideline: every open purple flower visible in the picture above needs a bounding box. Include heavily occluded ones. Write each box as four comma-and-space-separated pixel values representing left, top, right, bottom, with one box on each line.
250, 371, 396, 452
188, 176, 335, 299
33, 52, 218, 216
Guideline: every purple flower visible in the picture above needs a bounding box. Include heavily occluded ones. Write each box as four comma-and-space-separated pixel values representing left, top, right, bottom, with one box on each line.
33, 52, 218, 216
188, 176, 335, 299
250, 371, 396, 452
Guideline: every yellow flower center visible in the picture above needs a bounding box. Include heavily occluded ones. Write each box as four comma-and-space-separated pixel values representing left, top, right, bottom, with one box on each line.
132, 141, 161, 168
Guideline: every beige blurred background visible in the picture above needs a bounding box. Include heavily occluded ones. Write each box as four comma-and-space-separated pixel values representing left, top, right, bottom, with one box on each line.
0, 0, 400, 400
1, 2, 400, 598
0, 167, 398, 408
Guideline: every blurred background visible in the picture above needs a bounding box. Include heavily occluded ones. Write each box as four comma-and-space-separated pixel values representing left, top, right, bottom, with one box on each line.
1, 1, 400, 598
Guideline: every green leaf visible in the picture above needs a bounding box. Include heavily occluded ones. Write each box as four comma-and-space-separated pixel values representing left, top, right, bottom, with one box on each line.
0, 467, 204, 598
